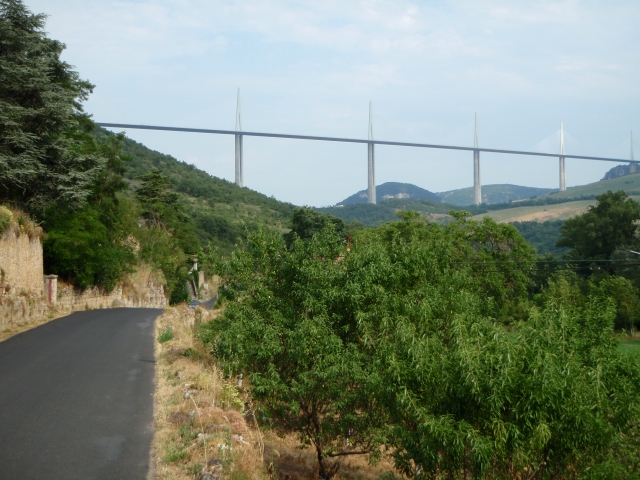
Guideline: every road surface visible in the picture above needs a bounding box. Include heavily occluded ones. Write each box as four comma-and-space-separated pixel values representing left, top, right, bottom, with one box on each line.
0, 308, 161, 480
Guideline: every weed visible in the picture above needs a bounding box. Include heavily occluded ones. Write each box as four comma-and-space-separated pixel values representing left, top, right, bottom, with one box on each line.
158, 325, 174, 343
180, 347, 200, 360
230, 471, 251, 480
220, 382, 244, 412
0, 206, 12, 235
179, 424, 196, 441
164, 445, 188, 463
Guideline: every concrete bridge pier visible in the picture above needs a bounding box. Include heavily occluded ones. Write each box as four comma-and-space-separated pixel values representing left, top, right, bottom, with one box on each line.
559, 123, 566, 191
630, 131, 636, 174
473, 114, 481, 205
235, 88, 243, 187
235, 134, 243, 187
367, 102, 376, 204
368, 142, 376, 204
473, 149, 481, 205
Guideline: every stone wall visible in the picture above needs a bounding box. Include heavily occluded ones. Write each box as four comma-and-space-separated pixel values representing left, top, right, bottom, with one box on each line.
0, 227, 167, 331
56, 281, 167, 311
0, 228, 44, 296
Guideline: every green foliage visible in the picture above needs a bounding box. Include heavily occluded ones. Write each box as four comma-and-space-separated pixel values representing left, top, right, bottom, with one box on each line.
0, 205, 12, 234
42, 133, 137, 291
158, 325, 174, 343
43, 203, 136, 290
204, 212, 640, 479
93, 126, 295, 255
558, 190, 640, 261
134, 170, 199, 300
318, 199, 455, 227
438, 184, 556, 206
202, 226, 387, 479
284, 207, 346, 247
0, 0, 100, 211
589, 275, 640, 333
136, 170, 183, 229
511, 220, 567, 256
168, 276, 189, 305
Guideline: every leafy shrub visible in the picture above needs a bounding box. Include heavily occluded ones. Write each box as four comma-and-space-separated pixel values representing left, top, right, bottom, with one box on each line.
157, 325, 174, 343
43, 205, 136, 291
204, 212, 640, 479
0, 206, 12, 235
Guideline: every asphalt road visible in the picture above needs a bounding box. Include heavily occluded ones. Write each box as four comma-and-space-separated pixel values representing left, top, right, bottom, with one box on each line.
0, 308, 162, 480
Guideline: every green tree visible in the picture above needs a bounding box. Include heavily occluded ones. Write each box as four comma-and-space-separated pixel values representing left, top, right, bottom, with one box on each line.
345, 215, 640, 478
205, 212, 640, 479
135, 170, 199, 302
589, 275, 640, 334
202, 226, 385, 479
557, 190, 640, 261
136, 170, 183, 229
284, 207, 346, 247
42, 134, 137, 290
0, 0, 100, 211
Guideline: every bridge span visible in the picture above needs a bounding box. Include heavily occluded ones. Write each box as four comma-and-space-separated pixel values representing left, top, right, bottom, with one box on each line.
97, 95, 636, 206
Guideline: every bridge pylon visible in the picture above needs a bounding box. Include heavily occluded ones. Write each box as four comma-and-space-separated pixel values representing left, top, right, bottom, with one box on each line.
473, 113, 481, 206
630, 131, 636, 174
367, 102, 376, 204
235, 88, 243, 187
559, 123, 566, 191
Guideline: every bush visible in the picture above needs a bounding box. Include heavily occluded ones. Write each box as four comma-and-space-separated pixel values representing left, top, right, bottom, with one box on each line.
157, 325, 174, 343
0, 206, 12, 235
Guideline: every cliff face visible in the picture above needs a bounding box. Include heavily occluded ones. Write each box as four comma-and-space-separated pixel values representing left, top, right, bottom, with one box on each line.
601, 164, 632, 181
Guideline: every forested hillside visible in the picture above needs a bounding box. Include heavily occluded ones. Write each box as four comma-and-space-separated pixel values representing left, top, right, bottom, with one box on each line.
338, 181, 441, 205
93, 127, 295, 253
437, 184, 555, 205
318, 198, 455, 226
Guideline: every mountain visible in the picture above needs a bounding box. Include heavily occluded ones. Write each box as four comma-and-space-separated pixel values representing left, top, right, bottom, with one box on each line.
337, 182, 441, 205
436, 184, 556, 206
318, 198, 456, 227
337, 182, 555, 208
547, 171, 640, 200
94, 127, 295, 254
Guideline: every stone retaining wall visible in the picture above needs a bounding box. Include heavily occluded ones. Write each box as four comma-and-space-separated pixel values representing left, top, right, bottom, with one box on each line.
0, 228, 43, 296
0, 226, 168, 331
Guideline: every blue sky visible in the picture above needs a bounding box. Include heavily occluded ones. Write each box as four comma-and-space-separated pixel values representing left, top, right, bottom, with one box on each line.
29, 0, 640, 206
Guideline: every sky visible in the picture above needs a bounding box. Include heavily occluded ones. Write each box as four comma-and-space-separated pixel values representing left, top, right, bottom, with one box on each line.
28, 0, 640, 206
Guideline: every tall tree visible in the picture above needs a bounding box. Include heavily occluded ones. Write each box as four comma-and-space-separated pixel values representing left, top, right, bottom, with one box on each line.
557, 190, 640, 261
284, 207, 346, 248
0, 0, 99, 211
43, 133, 137, 291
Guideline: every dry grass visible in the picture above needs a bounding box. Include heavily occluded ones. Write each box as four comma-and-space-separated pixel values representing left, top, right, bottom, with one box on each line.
472, 200, 595, 223
153, 305, 267, 480
0, 205, 42, 239
153, 306, 405, 480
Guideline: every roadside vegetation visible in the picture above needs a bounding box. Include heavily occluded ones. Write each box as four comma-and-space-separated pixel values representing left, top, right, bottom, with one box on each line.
1, 0, 292, 300
4, 1, 640, 478
197, 201, 640, 479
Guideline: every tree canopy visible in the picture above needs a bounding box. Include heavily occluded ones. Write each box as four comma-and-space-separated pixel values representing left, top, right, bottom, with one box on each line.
557, 190, 640, 260
0, 0, 100, 212
197, 214, 640, 479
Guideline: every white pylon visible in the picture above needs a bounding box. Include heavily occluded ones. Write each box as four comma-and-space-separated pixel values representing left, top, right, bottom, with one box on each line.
367, 101, 376, 204
235, 88, 243, 187
473, 113, 481, 205
559, 122, 566, 191
630, 131, 636, 174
